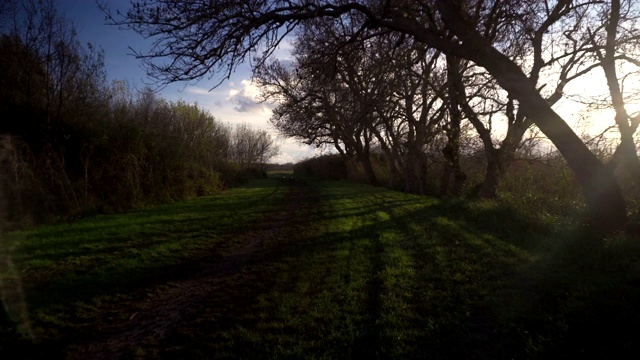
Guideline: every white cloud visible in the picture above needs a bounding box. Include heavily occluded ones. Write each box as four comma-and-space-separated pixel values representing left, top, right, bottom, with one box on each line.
163, 68, 320, 164
271, 36, 294, 62
226, 79, 273, 113
185, 86, 212, 95
272, 138, 319, 164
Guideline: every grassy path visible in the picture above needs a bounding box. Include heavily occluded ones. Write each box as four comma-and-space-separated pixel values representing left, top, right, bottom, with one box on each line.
70, 176, 308, 359
2, 175, 640, 359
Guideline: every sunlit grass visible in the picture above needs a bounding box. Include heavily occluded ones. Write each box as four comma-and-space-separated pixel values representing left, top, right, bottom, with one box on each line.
2, 176, 640, 358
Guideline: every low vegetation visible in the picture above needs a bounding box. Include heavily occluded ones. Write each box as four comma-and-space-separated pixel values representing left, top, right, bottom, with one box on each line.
0, 1, 279, 228
2, 175, 639, 358
2, 1, 640, 358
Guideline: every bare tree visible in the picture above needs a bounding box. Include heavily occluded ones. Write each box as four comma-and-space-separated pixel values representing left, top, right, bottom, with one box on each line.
7, 0, 105, 125
258, 24, 383, 185
230, 124, 279, 170
107, 0, 637, 230
260, 17, 456, 192
584, 0, 640, 177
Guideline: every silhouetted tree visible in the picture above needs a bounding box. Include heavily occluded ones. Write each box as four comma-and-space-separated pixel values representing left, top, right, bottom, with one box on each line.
107, 0, 640, 230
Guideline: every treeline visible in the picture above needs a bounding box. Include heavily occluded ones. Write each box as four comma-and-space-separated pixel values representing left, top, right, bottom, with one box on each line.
253, 6, 640, 227
293, 149, 586, 219
0, 1, 278, 227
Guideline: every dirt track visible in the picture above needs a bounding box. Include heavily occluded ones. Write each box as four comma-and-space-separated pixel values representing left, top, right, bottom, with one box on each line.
70, 177, 313, 359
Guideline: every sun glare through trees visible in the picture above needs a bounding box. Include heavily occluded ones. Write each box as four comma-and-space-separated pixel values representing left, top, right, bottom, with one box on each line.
2, 1, 640, 358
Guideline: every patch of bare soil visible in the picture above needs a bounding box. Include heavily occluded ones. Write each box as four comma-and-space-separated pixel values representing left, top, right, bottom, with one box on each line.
69, 177, 313, 359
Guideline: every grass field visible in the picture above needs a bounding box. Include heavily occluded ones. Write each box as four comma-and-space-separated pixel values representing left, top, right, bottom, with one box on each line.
2, 174, 640, 359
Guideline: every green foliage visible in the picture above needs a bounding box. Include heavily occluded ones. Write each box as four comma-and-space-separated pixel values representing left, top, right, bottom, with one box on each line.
293, 154, 347, 180
344, 151, 396, 185
0, 85, 247, 225
498, 156, 584, 221
0, 14, 275, 227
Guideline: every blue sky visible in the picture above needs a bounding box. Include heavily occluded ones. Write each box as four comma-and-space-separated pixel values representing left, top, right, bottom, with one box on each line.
48, 1, 633, 161
55, 0, 318, 164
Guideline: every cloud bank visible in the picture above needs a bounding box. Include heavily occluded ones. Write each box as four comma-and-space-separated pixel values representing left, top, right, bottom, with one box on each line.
227, 80, 273, 113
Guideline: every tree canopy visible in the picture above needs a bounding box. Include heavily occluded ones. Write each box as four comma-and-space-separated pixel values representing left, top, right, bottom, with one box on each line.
108, 0, 640, 231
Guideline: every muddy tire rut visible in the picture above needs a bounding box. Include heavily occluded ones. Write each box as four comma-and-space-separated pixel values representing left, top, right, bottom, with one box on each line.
69, 177, 313, 359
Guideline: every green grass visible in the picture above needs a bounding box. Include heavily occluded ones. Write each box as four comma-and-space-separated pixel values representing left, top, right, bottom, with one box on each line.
1, 178, 290, 352
198, 182, 534, 359
2, 176, 640, 358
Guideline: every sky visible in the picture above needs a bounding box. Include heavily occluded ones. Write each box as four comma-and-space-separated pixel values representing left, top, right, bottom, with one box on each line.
45, 1, 640, 160
55, 0, 319, 164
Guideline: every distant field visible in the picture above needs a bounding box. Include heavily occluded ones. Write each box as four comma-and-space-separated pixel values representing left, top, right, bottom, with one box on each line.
2, 175, 640, 358
266, 169, 294, 177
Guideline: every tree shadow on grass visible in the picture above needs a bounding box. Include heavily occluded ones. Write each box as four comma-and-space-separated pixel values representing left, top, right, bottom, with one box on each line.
218, 188, 535, 358
7, 178, 640, 359
397, 199, 640, 358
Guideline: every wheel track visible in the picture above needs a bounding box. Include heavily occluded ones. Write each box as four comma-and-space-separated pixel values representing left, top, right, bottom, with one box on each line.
70, 177, 309, 359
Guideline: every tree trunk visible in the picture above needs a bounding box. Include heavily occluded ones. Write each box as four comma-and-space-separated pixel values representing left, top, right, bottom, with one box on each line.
404, 151, 423, 195
440, 164, 451, 196
369, 125, 402, 189
442, 54, 467, 197
388, 156, 402, 190
441, 143, 467, 197
612, 138, 640, 179
485, 67, 626, 229
601, 0, 640, 179
437, 1, 628, 230
479, 149, 502, 199
358, 152, 378, 186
